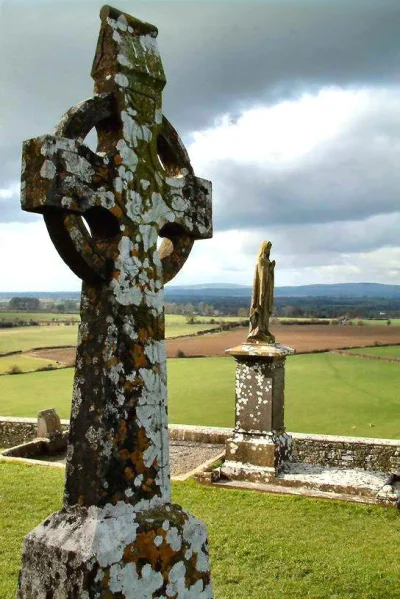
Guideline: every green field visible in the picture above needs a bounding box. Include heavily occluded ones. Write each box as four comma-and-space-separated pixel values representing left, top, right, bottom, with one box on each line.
0, 354, 399, 439
0, 325, 79, 354
0, 312, 79, 322
0, 355, 60, 375
346, 345, 400, 358
0, 315, 241, 355
1, 462, 399, 599
354, 319, 400, 326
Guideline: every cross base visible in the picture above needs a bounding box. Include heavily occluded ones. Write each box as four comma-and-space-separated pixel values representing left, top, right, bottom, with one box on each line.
223, 431, 293, 483
17, 502, 213, 599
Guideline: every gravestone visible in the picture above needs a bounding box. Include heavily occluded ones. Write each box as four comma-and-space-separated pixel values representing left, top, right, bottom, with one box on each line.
36, 408, 61, 439
222, 242, 294, 483
17, 6, 214, 598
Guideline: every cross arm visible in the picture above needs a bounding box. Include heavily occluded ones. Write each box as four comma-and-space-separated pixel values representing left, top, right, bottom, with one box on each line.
21, 135, 114, 216
162, 175, 212, 240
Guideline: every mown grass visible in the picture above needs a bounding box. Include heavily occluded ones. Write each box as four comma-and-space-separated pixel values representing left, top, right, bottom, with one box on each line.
0, 354, 60, 375
0, 312, 79, 322
0, 315, 239, 355
346, 345, 400, 358
0, 462, 399, 599
0, 325, 79, 354
357, 319, 400, 326
0, 354, 399, 439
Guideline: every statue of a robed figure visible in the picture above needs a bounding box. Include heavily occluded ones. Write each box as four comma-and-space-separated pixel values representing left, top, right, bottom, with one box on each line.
247, 240, 275, 344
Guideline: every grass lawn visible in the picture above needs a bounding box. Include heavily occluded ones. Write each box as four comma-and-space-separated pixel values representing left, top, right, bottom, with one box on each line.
0, 354, 399, 439
0, 325, 79, 354
358, 319, 400, 326
0, 462, 399, 599
0, 312, 79, 322
0, 354, 60, 375
0, 316, 236, 355
345, 345, 400, 359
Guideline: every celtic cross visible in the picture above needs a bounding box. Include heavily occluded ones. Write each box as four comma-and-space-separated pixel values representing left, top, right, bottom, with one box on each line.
21, 6, 211, 508
18, 7, 213, 598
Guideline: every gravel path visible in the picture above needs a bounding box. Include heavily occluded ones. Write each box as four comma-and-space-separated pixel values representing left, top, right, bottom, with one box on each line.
31, 441, 224, 476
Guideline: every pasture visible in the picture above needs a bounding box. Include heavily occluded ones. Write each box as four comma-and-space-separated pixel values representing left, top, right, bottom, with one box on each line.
1, 353, 399, 439
0, 325, 79, 354
0, 354, 59, 375
167, 324, 400, 356
1, 462, 399, 599
346, 345, 400, 359
0, 311, 79, 322
0, 315, 241, 355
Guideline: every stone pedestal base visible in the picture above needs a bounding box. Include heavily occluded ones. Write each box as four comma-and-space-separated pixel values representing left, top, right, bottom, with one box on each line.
17, 502, 213, 598
223, 431, 292, 483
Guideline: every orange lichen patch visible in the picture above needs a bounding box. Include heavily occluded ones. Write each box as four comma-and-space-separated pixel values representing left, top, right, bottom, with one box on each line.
114, 154, 123, 166
119, 448, 130, 460
137, 428, 150, 451
132, 343, 148, 368
114, 419, 128, 445
138, 328, 149, 343
106, 355, 119, 368
129, 452, 146, 474
142, 478, 155, 493
124, 530, 176, 569
124, 466, 135, 480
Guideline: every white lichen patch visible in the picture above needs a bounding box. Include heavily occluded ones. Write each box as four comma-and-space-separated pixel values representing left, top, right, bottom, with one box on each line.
40, 159, 57, 180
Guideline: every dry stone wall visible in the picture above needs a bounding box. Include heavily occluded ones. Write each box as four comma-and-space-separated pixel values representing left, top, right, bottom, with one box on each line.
0, 417, 69, 448
2, 420, 399, 474
291, 432, 400, 473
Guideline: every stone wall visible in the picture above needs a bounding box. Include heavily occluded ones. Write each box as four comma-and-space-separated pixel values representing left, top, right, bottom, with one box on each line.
1, 419, 400, 473
0, 417, 69, 448
291, 432, 400, 473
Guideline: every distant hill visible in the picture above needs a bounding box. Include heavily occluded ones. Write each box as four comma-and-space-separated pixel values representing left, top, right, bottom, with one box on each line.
166, 282, 400, 300
275, 283, 400, 299
0, 283, 399, 301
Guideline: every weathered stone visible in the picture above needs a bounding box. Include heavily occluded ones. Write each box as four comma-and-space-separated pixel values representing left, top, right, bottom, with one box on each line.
37, 408, 61, 438
222, 244, 294, 484
18, 504, 213, 598
17, 6, 213, 598
247, 241, 275, 344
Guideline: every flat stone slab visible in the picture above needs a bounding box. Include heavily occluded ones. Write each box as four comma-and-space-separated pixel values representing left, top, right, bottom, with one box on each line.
278, 463, 390, 493
215, 462, 400, 506
20, 441, 224, 477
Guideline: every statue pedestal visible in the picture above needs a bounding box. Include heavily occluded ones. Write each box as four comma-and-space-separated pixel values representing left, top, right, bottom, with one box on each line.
222, 342, 294, 483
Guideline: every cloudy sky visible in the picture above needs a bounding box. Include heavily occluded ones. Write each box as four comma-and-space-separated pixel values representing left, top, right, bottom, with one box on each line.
1, 0, 400, 291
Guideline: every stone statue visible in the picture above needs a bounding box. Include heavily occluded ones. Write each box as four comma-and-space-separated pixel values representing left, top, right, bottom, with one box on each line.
247, 241, 276, 344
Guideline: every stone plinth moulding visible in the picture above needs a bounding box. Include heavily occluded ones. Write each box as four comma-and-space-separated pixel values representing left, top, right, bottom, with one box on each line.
223, 342, 294, 483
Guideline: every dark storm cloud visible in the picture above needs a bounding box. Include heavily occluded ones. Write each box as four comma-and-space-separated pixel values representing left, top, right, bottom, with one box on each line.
2, 0, 400, 224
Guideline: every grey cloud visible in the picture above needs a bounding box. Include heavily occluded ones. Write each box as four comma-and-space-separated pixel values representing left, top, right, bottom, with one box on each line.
0, 190, 38, 223
209, 102, 400, 231
2, 0, 400, 238
2, 0, 400, 139
271, 213, 400, 256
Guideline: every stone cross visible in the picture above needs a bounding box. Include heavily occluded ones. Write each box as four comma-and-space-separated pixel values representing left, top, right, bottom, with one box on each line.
17, 7, 214, 598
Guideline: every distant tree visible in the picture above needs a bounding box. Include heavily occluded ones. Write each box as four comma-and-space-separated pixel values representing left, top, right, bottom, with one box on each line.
387, 319, 391, 326
165, 302, 177, 314
63, 299, 79, 312
9, 297, 40, 311
184, 303, 194, 315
